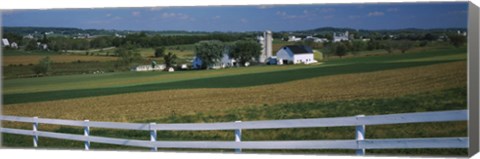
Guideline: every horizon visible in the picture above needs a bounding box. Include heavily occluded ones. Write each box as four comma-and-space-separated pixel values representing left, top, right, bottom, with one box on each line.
1, 2, 468, 32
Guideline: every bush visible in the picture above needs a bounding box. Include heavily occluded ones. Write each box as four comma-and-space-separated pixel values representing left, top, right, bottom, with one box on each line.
32, 56, 51, 76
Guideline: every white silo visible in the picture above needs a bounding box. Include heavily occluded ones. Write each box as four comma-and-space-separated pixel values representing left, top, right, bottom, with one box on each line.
264, 30, 272, 60
258, 30, 272, 63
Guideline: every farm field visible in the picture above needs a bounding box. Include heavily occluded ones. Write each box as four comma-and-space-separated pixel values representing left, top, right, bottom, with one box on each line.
1, 46, 468, 156
2, 55, 118, 66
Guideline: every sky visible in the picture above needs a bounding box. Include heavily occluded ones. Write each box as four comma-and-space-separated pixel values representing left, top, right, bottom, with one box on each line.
1, 2, 468, 32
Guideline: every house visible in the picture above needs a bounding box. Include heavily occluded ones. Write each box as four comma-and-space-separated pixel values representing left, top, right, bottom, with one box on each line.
10, 42, 18, 49
134, 64, 165, 71
305, 36, 328, 43
333, 31, 349, 42
1, 38, 10, 47
276, 45, 317, 64
288, 36, 302, 42
23, 34, 34, 39
192, 46, 235, 69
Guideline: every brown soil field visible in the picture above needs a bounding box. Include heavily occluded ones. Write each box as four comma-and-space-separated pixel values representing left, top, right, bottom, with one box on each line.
2, 61, 466, 122
3, 55, 118, 66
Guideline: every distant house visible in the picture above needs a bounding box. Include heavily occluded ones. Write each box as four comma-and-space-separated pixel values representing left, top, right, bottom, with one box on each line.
276, 45, 317, 64
288, 36, 302, 42
134, 64, 165, 71
23, 34, 34, 39
305, 36, 328, 43
192, 46, 236, 69
1, 38, 10, 47
333, 31, 349, 42
10, 42, 18, 49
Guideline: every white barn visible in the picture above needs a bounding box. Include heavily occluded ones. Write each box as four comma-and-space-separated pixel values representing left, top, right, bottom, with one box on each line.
276, 45, 317, 64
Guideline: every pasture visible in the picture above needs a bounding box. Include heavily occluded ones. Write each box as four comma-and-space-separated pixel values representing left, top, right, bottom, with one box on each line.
1, 45, 468, 156
2, 55, 118, 66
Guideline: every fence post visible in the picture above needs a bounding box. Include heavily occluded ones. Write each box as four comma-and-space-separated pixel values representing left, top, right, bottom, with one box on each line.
355, 115, 366, 156
150, 123, 157, 152
33, 116, 38, 148
84, 120, 90, 150
235, 121, 242, 153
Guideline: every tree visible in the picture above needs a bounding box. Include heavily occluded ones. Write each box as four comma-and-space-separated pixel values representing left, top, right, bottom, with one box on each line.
335, 43, 348, 58
321, 41, 336, 59
230, 40, 261, 65
350, 40, 366, 55
25, 39, 38, 51
115, 44, 143, 69
367, 40, 381, 50
194, 40, 224, 69
448, 34, 466, 48
381, 40, 394, 53
32, 56, 51, 76
163, 52, 177, 69
396, 40, 415, 53
154, 47, 166, 57
90, 37, 109, 49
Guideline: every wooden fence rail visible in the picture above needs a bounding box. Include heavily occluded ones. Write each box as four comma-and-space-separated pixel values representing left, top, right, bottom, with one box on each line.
0, 109, 468, 155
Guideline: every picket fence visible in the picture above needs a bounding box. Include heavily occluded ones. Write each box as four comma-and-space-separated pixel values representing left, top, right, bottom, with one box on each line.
0, 109, 468, 156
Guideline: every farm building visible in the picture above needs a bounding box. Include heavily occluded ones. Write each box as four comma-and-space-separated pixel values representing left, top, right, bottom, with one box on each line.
134, 64, 165, 71
288, 36, 302, 42
192, 46, 236, 69
276, 45, 317, 64
1, 38, 10, 47
333, 31, 350, 42
257, 30, 273, 63
305, 36, 328, 43
10, 42, 18, 49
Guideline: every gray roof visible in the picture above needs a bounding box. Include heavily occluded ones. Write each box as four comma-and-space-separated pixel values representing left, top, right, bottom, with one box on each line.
283, 45, 313, 54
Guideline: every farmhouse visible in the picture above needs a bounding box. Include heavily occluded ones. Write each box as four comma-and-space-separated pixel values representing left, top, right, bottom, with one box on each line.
192, 46, 236, 69
276, 45, 317, 64
333, 31, 350, 42
305, 36, 328, 43
1, 38, 10, 47
134, 64, 165, 71
288, 36, 302, 42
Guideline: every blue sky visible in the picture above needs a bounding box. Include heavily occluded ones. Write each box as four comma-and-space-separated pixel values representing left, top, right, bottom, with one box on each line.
1, 2, 468, 32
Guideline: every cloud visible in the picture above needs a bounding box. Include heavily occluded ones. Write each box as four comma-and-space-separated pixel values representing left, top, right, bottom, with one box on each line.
368, 11, 384, 16
276, 10, 310, 19
276, 11, 287, 16
386, 8, 399, 12
149, 7, 165, 11
160, 12, 190, 20
131, 11, 141, 16
318, 8, 335, 12
240, 18, 248, 23
257, 5, 274, 9
348, 15, 361, 19
322, 15, 334, 19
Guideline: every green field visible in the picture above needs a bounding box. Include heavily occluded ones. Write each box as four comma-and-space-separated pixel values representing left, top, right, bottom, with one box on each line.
1, 45, 468, 156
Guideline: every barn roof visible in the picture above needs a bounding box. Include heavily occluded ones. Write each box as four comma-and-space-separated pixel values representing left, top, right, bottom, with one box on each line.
283, 45, 313, 54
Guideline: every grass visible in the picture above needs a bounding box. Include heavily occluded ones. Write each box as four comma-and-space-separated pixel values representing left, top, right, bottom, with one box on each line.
3, 61, 118, 79
2, 61, 466, 121
2, 87, 467, 156
2, 55, 118, 66
2, 46, 466, 95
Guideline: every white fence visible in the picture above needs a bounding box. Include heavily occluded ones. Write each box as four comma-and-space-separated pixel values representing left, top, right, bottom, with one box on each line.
0, 109, 468, 155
